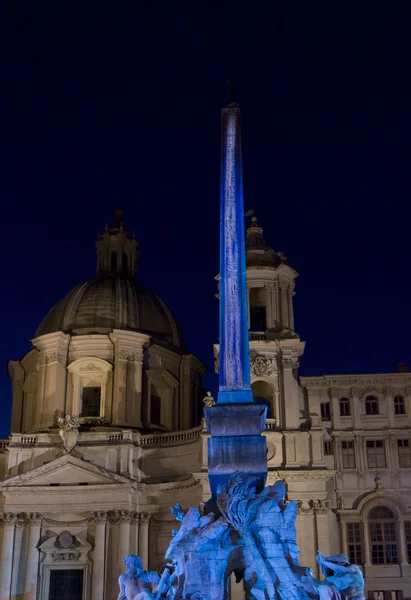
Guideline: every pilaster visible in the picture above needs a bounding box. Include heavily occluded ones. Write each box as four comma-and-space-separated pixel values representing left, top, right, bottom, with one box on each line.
24, 512, 43, 598
92, 511, 108, 600
0, 512, 17, 600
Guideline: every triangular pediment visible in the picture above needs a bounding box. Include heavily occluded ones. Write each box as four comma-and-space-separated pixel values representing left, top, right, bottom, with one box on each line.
0, 454, 133, 488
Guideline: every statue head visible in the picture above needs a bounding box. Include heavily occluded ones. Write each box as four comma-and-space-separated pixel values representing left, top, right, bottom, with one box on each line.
124, 555, 143, 575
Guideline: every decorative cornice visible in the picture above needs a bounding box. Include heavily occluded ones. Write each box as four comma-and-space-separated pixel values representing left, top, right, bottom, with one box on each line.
301, 374, 411, 388
44, 516, 93, 526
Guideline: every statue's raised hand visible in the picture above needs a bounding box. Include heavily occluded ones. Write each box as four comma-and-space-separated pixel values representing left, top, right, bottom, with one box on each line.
316, 550, 324, 565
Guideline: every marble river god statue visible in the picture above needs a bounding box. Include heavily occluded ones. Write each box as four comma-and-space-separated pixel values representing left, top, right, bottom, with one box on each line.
117, 555, 162, 600
162, 472, 365, 600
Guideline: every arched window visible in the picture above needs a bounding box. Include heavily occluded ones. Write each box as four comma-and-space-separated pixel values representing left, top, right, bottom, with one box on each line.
249, 288, 267, 332
394, 395, 406, 415
122, 252, 128, 273
369, 506, 398, 564
251, 380, 273, 418
110, 251, 118, 273
365, 395, 379, 415
339, 397, 351, 416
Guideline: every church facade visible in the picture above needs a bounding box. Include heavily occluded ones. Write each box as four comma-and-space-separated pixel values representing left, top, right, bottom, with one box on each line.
1, 214, 410, 600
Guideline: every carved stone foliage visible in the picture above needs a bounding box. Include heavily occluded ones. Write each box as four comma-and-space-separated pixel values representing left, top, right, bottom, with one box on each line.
250, 353, 274, 377
116, 349, 143, 362
0, 512, 18, 525
93, 511, 108, 524
282, 356, 300, 370
36, 351, 64, 369
28, 512, 44, 525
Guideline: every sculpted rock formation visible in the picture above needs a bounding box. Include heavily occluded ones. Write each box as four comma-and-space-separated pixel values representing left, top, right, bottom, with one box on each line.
164, 473, 365, 600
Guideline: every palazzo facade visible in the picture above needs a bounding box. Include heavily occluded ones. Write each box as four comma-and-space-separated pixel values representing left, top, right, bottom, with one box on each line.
0, 214, 410, 600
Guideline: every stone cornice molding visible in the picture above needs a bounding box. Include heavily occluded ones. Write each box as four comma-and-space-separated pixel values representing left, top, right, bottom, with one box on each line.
301, 374, 411, 388
68, 357, 112, 374
137, 475, 200, 492
44, 516, 93, 526
277, 470, 335, 481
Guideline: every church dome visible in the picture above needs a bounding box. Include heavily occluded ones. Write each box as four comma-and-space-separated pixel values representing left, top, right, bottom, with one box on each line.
35, 274, 185, 349
35, 212, 185, 350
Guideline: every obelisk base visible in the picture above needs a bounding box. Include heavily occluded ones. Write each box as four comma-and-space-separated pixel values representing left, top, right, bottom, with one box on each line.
204, 403, 267, 509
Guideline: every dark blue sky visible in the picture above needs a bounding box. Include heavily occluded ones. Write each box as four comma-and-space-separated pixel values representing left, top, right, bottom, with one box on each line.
1, 5, 410, 437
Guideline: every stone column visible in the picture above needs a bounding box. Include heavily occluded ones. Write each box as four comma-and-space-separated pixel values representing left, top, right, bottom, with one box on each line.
288, 286, 295, 331
139, 513, 152, 569
117, 510, 132, 577
363, 518, 371, 566
280, 282, 289, 329
113, 350, 128, 425
398, 519, 409, 566
133, 513, 140, 556
273, 281, 280, 325
265, 283, 273, 329
24, 513, 43, 598
281, 357, 301, 430
314, 501, 331, 558
0, 513, 17, 600
339, 517, 348, 557
92, 511, 107, 600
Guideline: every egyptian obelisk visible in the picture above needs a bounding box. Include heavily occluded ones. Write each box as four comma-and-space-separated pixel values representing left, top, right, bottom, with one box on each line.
204, 85, 267, 505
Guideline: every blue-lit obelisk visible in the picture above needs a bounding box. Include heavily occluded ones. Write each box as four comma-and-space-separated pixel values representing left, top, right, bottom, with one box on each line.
204, 85, 267, 505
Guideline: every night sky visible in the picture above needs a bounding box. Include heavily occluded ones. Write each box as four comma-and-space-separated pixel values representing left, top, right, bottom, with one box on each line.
1, 5, 410, 438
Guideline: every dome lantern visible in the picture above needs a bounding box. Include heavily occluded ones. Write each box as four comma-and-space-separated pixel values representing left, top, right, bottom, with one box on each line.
95, 208, 140, 276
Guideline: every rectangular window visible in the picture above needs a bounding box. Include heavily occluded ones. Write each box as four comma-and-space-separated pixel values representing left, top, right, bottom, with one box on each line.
370, 522, 398, 564
342, 440, 356, 468
250, 306, 267, 332
347, 523, 363, 565
324, 440, 334, 456
150, 395, 161, 425
365, 397, 379, 415
366, 440, 387, 468
397, 439, 411, 467
49, 569, 83, 600
405, 522, 411, 563
394, 396, 406, 415
81, 387, 101, 417
321, 402, 331, 421
339, 397, 351, 416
